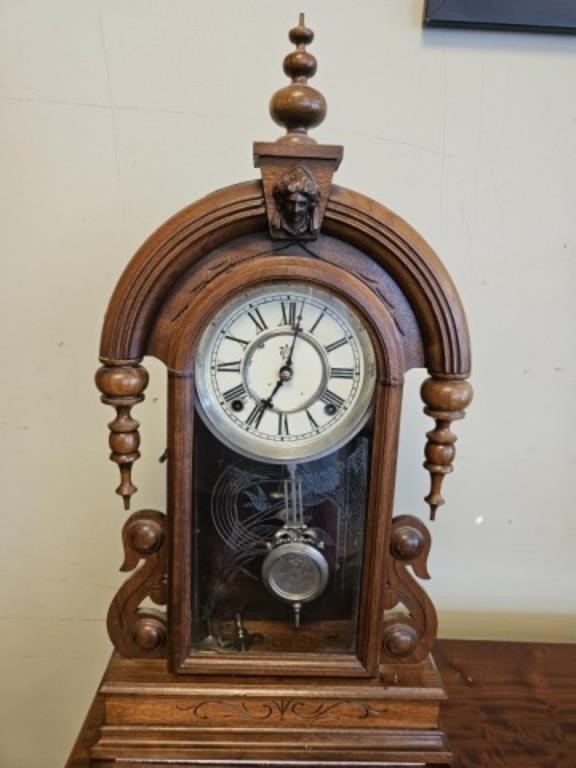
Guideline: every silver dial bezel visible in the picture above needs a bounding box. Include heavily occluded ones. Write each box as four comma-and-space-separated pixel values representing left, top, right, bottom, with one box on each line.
194, 281, 377, 463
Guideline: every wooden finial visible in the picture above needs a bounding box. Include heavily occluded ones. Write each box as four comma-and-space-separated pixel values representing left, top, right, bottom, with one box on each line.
269, 15, 326, 143
95, 361, 149, 510
254, 16, 343, 239
420, 377, 473, 520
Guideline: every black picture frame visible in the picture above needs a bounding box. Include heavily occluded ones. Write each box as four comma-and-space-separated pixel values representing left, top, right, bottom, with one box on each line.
424, 0, 576, 34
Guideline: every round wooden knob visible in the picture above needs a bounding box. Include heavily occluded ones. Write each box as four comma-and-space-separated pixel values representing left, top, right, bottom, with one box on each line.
96, 364, 149, 398
391, 525, 425, 561
421, 377, 473, 414
131, 617, 166, 651
127, 518, 165, 555
270, 85, 326, 134
283, 51, 317, 80
383, 624, 418, 657
109, 430, 140, 455
289, 15, 314, 46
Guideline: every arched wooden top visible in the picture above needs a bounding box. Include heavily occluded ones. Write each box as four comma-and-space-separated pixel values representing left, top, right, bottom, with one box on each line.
100, 181, 470, 377
325, 187, 470, 376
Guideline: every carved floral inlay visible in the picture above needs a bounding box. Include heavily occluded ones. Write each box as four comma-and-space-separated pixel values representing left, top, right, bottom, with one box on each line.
176, 698, 389, 723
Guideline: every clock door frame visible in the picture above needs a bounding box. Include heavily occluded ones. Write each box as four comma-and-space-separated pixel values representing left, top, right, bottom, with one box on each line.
162, 254, 405, 677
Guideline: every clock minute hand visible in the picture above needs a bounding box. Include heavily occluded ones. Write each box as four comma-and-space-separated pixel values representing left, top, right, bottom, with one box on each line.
284, 327, 300, 370
284, 301, 305, 370
262, 302, 305, 410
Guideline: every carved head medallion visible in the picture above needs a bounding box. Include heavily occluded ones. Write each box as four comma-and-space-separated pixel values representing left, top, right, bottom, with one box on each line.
272, 166, 320, 238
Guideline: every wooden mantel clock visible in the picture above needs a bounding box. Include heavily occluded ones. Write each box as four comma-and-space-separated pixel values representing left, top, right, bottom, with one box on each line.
69, 15, 472, 768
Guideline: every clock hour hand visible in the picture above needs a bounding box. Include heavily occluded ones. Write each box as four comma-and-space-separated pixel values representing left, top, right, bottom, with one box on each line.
263, 362, 294, 410
258, 301, 305, 414
262, 377, 285, 409
261, 339, 299, 409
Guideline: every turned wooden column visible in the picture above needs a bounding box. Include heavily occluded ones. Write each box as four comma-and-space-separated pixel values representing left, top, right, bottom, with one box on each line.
95, 360, 149, 510
421, 376, 473, 519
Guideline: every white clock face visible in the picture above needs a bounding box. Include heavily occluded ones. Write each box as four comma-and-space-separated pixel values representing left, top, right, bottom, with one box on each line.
195, 282, 376, 462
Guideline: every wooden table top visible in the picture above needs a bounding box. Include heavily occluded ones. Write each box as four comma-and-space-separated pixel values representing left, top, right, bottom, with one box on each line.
68, 639, 576, 767
435, 639, 576, 767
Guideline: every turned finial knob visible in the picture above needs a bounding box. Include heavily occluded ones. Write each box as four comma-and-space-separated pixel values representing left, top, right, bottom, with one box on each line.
421, 377, 473, 520
269, 14, 327, 143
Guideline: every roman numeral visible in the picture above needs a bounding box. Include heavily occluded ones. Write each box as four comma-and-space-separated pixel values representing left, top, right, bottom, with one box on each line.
306, 409, 319, 429
246, 401, 267, 429
222, 383, 247, 402
224, 334, 249, 348
320, 389, 345, 408
309, 310, 325, 334
277, 413, 289, 436
281, 301, 297, 328
216, 361, 241, 373
248, 308, 267, 333
330, 367, 354, 379
324, 337, 348, 353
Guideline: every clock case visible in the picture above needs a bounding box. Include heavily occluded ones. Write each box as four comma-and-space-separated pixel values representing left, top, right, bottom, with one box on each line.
76, 17, 472, 768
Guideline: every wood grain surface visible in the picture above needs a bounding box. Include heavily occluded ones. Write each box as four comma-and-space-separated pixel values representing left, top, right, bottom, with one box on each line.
66, 640, 576, 767
435, 640, 576, 767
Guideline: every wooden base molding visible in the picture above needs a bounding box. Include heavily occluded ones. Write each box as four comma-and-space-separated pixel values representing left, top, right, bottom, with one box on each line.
67, 653, 451, 767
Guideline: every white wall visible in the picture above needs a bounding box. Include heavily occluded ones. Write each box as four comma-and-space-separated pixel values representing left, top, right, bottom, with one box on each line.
1, 1, 575, 766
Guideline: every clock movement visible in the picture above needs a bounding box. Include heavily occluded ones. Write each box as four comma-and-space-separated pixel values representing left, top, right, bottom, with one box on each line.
68, 15, 472, 768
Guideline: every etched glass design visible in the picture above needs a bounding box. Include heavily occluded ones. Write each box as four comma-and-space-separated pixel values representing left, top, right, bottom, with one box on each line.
191, 415, 370, 655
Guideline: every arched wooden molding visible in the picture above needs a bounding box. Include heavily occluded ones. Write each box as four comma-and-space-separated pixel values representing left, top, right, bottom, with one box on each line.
324, 186, 470, 377
98, 182, 471, 512
99, 182, 470, 378
421, 376, 474, 519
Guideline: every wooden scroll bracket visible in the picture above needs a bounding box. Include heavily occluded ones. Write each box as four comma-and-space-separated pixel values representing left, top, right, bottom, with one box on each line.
107, 509, 168, 657
421, 376, 473, 520
382, 515, 437, 664
95, 360, 149, 510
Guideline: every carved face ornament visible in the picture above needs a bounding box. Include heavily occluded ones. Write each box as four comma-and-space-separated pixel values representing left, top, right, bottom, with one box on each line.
272, 166, 320, 237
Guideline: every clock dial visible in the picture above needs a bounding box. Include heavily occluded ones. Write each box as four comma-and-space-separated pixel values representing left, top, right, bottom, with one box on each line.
195, 282, 377, 462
